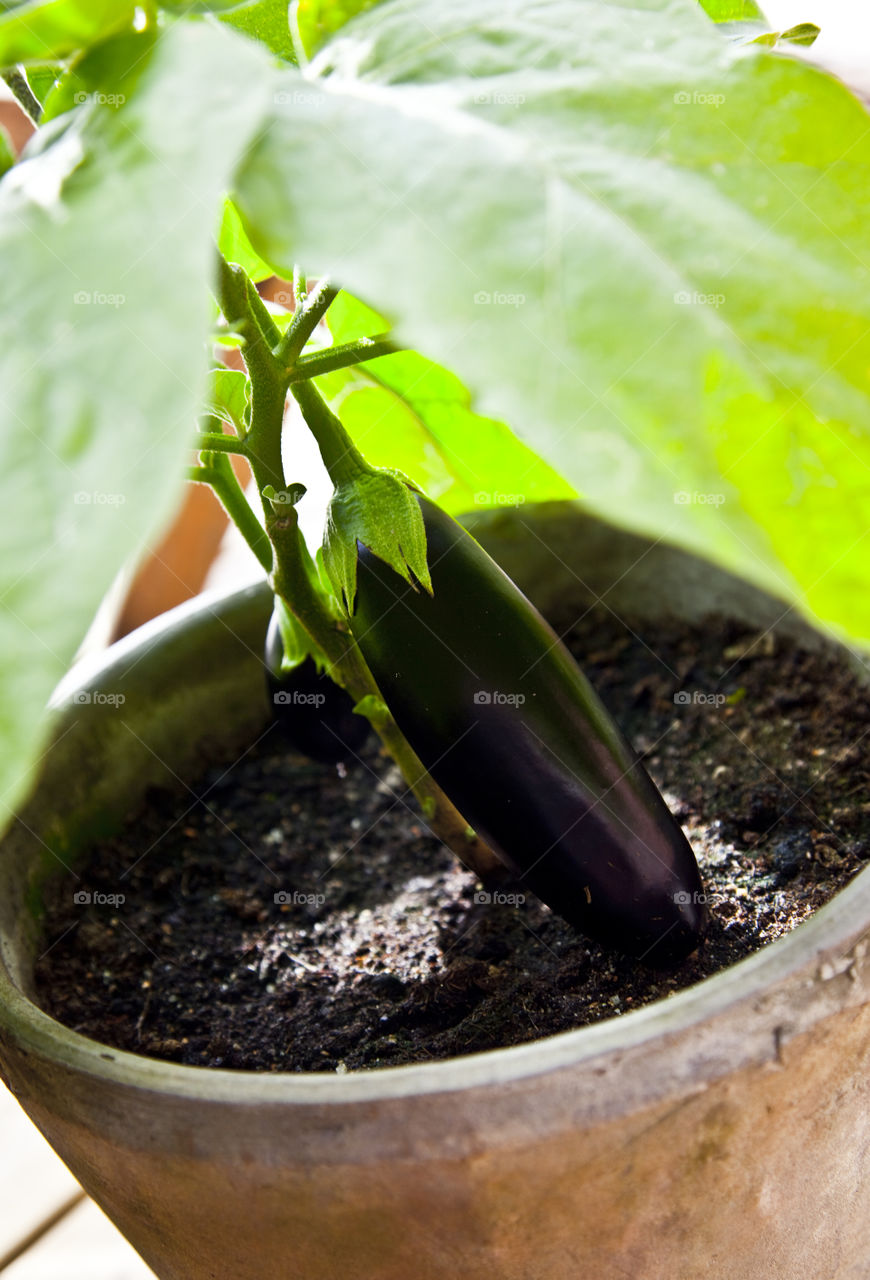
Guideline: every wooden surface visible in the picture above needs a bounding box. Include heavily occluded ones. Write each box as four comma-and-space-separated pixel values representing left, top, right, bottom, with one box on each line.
0, 1084, 155, 1278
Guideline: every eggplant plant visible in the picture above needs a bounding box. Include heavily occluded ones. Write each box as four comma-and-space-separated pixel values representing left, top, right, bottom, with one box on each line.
1, 0, 867, 965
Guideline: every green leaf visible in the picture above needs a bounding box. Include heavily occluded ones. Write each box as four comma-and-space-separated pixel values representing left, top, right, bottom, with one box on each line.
221, 0, 298, 61
272, 595, 320, 671
217, 197, 275, 283
323, 469, 432, 611
263, 481, 307, 509
0, 20, 272, 832
0, 0, 135, 68
40, 27, 156, 123
352, 691, 389, 722
203, 367, 251, 433
779, 22, 820, 46
751, 22, 820, 49
159, 1, 250, 11
294, 0, 382, 59
24, 61, 61, 103
234, 0, 870, 647
320, 293, 575, 513
697, 0, 763, 19
0, 124, 13, 175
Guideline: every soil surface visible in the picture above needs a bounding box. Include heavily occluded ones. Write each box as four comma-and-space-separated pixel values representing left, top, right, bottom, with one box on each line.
35, 610, 870, 1072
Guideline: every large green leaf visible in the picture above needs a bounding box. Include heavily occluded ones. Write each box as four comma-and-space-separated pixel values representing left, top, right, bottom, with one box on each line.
0, 0, 135, 67
0, 20, 271, 830
233, 0, 870, 645
320, 293, 575, 511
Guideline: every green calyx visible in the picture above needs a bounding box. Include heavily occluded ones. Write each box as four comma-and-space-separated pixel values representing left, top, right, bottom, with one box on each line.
323, 468, 433, 613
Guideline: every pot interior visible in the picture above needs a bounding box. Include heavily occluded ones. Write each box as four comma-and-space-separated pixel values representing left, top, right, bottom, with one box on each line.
1, 503, 868, 1095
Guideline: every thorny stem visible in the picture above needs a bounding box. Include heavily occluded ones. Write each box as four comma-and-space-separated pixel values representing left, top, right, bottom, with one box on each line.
188, 456, 272, 574
287, 335, 399, 384
276, 277, 340, 371
196, 431, 249, 455
3, 69, 41, 123
289, 379, 370, 488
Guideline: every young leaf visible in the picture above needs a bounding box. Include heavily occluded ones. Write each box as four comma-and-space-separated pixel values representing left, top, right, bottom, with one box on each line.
234, 0, 870, 646
0, 20, 272, 834
204, 367, 251, 434
751, 22, 820, 49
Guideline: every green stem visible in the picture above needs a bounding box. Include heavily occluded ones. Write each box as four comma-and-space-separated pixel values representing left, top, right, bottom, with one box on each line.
210, 254, 504, 882
216, 255, 286, 504
245, 275, 282, 348
292, 265, 307, 310
290, 380, 371, 487
268, 504, 504, 881
196, 431, 248, 455
190, 457, 272, 574
288, 335, 401, 383
3, 69, 41, 123
276, 277, 340, 370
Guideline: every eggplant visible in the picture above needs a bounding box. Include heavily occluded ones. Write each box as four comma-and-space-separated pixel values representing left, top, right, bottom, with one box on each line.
265, 612, 371, 764
349, 494, 707, 964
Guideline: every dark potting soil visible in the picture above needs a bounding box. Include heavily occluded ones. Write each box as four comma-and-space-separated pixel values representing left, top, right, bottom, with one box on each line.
35, 610, 870, 1072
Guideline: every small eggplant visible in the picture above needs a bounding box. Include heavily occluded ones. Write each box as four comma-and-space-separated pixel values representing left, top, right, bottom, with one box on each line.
265, 611, 371, 764
349, 493, 707, 964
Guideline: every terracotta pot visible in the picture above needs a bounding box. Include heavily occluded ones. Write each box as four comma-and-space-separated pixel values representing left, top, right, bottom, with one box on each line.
2, 504, 869, 1280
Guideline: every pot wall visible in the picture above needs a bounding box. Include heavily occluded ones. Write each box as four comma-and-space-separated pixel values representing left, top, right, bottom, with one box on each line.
1, 506, 869, 1280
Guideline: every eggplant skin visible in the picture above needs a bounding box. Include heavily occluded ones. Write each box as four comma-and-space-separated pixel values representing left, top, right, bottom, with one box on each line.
265, 614, 371, 765
351, 494, 707, 965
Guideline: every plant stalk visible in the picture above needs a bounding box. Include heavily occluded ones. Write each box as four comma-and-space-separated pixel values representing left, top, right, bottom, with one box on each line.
213, 253, 504, 881
288, 336, 400, 384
